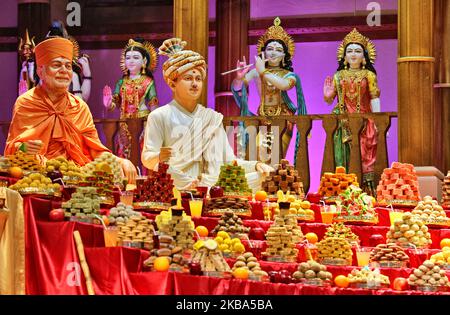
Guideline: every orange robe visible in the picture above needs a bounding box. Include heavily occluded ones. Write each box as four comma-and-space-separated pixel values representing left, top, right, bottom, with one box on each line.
5, 86, 110, 165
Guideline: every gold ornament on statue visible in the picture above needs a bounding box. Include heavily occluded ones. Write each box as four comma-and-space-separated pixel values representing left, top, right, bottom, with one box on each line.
257, 17, 295, 58
18, 29, 36, 54
120, 39, 158, 75
337, 28, 376, 64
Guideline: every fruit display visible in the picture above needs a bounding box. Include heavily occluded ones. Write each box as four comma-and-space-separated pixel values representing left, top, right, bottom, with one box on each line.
61, 186, 101, 221
442, 171, 450, 207
81, 152, 122, 184
155, 206, 195, 250
117, 215, 155, 249
376, 162, 420, 206
108, 202, 142, 225
133, 163, 174, 210
411, 195, 450, 226
262, 203, 303, 262
318, 166, 359, 199
214, 161, 252, 195
386, 212, 432, 248
408, 260, 450, 289
191, 239, 232, 274
323, 222, 359, 245
9, 173, 61, 196
261, 159, 305, 198
292, 260, 333, 284
334, 185, 378, 224
214, 231, 246, 256
347, 267, 390, 288
143, 235, 189, 272
369, 243, 410, 267
5, 150, 43, 173
46, 156, 84, 186
211, 210, 250, 235
232, 252, 268, 280
205, 196, 251, 217
317, 237, 353, 265
274, 191, 315, 221
430, 246, 450, 266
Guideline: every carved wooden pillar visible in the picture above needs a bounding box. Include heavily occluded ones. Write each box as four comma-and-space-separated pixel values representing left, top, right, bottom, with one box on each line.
173, 0, 209, 106
18, 0, 50, 44
398, 0, 440, 168
214, 0, 249, 116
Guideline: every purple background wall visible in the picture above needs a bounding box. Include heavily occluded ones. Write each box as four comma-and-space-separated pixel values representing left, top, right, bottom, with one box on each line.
0, 0, 398, 192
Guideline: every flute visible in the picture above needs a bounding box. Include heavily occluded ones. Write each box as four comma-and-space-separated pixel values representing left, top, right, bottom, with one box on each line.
221, 54, 285, 76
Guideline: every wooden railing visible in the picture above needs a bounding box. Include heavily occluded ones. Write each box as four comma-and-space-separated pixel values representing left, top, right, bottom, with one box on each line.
0, 112, 397, 193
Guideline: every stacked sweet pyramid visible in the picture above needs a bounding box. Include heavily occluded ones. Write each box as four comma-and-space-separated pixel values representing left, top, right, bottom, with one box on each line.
262, 202, 303, 262
261, 159, 305, 197
81, 152, 122, 184
376, 162, 420, 205
408, 260, 450, 288
323, 222, 360, 245
117, 215, 155, 249
411, 195, 450, 226
191, 239, 232, 273
442, 171, 450, 207
318, 166, 358, 199
61, 186, 101, 221
133, 162, 174, 208
155, 206, 195, 250
78, 164, 115, 205
215, 161, 252, 195
211, 209, 250, 235
5, 150, 43, 173
143, 235, 190, 271
386, 212, 432, 248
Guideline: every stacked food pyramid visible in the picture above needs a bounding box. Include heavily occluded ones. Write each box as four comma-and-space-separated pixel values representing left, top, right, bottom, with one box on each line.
143, 235, 190, 271
411, 195, 450, 226
215, 161, 252, 195
5, 150, 43, 173
81, 152, 122, 184
261, 159, 305, 198
133, 163, 174, 210
442, 171, 450, 207
386, 212, 432, 248
156, 206, 195, 250
211, 209, 250, 235
376, 162, 420, 206
61, 186, 101, 221
318, 166, 358, 199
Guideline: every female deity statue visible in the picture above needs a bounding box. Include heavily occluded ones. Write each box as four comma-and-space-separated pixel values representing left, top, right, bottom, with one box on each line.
231, 17, 307, 165
323, 28, 380, 195
103, 38, 159, 161
18, 29, 36, 95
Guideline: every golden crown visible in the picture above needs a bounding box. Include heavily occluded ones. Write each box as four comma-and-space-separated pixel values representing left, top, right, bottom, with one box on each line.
257, 17, 295, 57
337, 28, 376, 64
120, 39, 158, 74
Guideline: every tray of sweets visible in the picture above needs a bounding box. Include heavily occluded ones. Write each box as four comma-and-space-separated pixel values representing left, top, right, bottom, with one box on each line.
295, 214, 315, 222
18, 187, 61, 198
133, 201, 171, 211
376, 199, 418, 208
409, 285, 450, 292
318, 257, 352, 266
333, 214, 378, 225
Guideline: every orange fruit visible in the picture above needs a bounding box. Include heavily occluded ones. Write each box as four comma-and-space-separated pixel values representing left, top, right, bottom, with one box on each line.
255, 190, 268, 202
305, 232, 319, 244
195, 225, 209, 237
334, 275, 350, 288
9, 166, 23, 179
233, 267, 249, 280
440, 238, 450, 249
154, 257, 170, 272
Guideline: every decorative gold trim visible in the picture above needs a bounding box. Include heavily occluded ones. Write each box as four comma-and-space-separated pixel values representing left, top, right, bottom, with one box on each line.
397, 56, 435, 63
120, 39, 158, 75
257, 17, 295, 58
337, 28, 376, 64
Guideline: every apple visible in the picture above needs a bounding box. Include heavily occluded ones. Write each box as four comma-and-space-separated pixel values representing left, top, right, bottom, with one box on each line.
188, 262, 203, 276
278, 270, 292, 284
306, 192, 321, 204
49, 208, 64, 222
249, 227, 266, 241
392, 277, 409, 291
268, 271, 280, 283
368, 234, 385, 247
209, 186, 224, 198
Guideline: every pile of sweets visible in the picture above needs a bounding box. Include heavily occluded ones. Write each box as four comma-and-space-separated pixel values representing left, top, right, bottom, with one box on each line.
9, 172, 60, 194
81, 152, 122, 184
46, 156, 83, 178
211, 210, 250, 235
386, 212, 432, 248
133, 162, 174, 206
430, 246, 450, 265
6, 150, 43, 172
232, 252, 269, 279
318, 166, 358, 198
441, 171, 450, 207
144, 235, 189, 271
376, 162, 420, 205
408, 260, 450, 288
334, 185, 378, 223
191, 239, 232, 273
369, 243, 410, 266
411, 195, 450, 226
261, 159, 304, 197
323, 222, 359, 245
214, 161, 252, 195
117, 215, 155, 249
108, 202, 142, 225
347, 267, 390, 286
275, 191, 315, 221
262, 202, 303, 261
61, 186, 101, 220
156, 206, 195, 250
205, 196, 251, 217
292, 260, 333, 283
214, 231, 245, 255
317, 237, 353, 264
